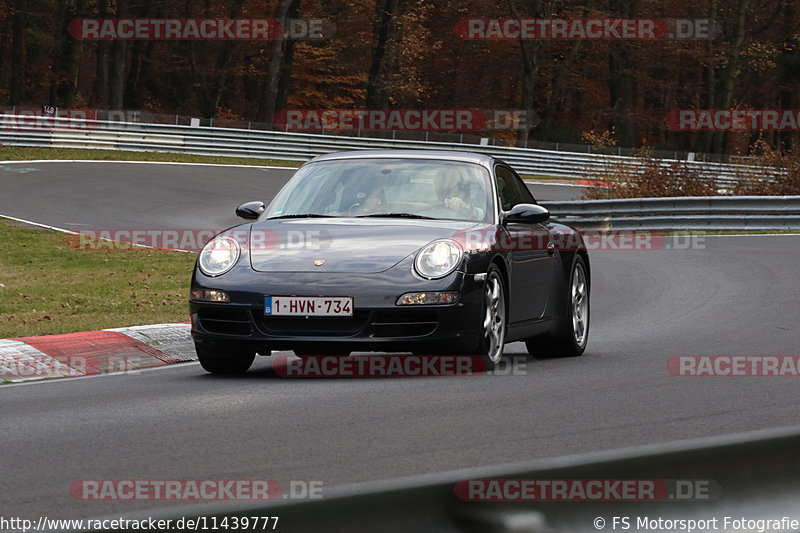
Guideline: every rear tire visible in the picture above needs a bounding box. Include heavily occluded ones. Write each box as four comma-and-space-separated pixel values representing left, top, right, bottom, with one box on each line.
196, 344, 255, 374
527, 255, 589, 359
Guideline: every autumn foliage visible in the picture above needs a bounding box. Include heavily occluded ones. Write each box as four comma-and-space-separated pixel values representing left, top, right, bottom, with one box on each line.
0, 0, 798, 160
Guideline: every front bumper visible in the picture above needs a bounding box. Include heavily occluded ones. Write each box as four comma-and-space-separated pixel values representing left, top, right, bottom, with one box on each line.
190, 267, 485, 354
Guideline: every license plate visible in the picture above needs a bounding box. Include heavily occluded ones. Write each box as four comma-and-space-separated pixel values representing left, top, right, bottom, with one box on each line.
265, 296, 353, 317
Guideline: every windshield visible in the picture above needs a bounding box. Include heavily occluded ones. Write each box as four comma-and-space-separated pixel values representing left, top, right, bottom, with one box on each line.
265, 158, 493, 223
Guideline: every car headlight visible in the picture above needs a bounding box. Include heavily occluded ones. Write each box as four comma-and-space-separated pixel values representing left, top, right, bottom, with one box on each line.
414, 239, 462, 279
198, 236, 240, 277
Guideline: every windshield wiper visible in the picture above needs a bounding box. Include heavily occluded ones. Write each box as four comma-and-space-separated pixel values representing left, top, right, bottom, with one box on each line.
356, 213, 434, 219
266, 214, 337, 220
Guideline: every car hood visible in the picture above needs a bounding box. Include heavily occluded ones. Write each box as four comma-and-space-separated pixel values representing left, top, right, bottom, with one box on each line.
249, 218, 482, 273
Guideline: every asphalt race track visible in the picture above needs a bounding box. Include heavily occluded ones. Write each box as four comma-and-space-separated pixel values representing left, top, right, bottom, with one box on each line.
0, 161, 583, 233
1, 161, 799, 520
0, 162, 298, 232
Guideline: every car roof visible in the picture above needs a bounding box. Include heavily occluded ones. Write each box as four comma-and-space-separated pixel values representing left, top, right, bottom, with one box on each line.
308, 150, 497, 166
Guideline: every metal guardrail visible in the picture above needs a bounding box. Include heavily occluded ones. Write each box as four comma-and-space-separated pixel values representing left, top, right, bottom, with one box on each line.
0, 116, 774, 185
0, 106, 751, 162
78, 426, 800, 532
541, 196, 800, 231
3, 117, 794, 230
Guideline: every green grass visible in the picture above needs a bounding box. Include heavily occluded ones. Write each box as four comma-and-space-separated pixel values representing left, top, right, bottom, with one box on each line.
0, 146, 303, 168
0, 218, 196, 338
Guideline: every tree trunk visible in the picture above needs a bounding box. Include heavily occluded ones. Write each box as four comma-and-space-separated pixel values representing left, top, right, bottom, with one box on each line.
10, 0, 26, 105
109, 0, 129, 109
778, 2, 798, 151
263, 0, 301, 125
540, 40, 583, 140
512, 0, 547, 147
187, 0, 247, 119
91, 0, 110, 106
608, 0, 638, 148
709, 0, 749, 154
49, 0, 66, 106
366, 0, 396, 109
198, 45, 241, 119
698, 0, 720, 154
58, 0, 88, 106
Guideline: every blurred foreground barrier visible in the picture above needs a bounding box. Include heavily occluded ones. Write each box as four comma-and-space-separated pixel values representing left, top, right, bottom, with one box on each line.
76, 426, 800, 533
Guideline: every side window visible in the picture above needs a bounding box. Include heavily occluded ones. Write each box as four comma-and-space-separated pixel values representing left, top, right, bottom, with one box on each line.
495, 166, 535, 211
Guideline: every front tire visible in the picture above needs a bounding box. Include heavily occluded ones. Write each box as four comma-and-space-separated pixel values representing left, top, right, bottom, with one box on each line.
527, 254, 589, 359
196, 344, 255, 374
475, 265, 507, 370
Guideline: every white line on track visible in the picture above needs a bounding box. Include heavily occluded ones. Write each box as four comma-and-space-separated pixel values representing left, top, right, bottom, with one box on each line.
0, 213, 76, 234
0, 159, 300, 170
0, 213, 195, 252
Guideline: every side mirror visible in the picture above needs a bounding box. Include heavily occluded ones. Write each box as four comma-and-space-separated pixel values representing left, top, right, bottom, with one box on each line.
502, 203, 550, 225
236, 201, 265, 220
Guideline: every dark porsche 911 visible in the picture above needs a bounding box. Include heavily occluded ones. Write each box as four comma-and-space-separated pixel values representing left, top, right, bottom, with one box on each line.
190, 150, 590, 373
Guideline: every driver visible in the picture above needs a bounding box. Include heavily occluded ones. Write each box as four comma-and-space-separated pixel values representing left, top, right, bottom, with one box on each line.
435, 168, 483, 220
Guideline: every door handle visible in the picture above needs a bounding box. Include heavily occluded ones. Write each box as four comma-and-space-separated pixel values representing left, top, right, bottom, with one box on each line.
547, 242, 556, 255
